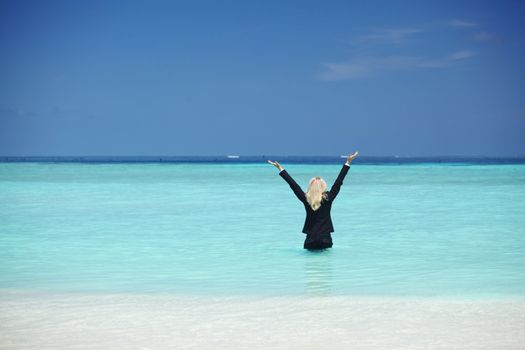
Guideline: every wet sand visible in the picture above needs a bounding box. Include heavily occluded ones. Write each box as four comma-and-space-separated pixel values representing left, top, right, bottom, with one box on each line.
1, 290, 524, 349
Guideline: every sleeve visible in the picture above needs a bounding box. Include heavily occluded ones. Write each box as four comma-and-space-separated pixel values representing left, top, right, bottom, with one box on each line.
328, 164, 350, 202
279, 169, 307, 204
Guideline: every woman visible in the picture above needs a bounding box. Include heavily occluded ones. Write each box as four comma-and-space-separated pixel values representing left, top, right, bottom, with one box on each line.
268, 152, 358, 250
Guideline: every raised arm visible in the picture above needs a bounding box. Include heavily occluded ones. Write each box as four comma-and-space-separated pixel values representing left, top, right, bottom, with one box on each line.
328, 151, 358, 201
268, 160, 307, 203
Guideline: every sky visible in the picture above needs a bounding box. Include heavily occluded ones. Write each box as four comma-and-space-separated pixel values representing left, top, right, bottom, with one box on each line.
1, 0, 524, 157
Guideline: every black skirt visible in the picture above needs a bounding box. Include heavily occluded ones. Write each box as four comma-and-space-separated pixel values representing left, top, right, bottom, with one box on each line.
304, 232, 333, 250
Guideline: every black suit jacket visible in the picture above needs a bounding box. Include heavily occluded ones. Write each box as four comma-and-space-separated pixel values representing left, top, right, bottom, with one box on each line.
279, 164, 350, 235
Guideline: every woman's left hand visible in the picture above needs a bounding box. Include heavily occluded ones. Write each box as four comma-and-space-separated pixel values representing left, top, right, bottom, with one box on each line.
346, 151, 359, 163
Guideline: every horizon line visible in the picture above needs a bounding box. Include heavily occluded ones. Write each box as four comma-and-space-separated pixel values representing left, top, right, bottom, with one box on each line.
2, 155, 525, 159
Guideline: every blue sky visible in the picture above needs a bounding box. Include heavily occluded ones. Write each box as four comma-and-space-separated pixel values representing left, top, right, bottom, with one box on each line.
1, 0, 524, 156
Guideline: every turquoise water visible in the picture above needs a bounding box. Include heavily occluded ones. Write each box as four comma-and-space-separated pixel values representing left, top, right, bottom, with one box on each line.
1, 162, 524, 298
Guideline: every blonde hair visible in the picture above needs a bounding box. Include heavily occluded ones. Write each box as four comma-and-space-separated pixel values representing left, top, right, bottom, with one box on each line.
305, 176, 328, 211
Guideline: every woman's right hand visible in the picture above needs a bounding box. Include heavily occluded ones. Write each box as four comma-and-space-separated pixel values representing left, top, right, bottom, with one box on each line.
346, 151, 359, 164
267, 160, 283, 171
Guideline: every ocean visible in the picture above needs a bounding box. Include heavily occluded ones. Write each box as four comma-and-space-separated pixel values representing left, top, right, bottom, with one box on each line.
1, 157, 524, 348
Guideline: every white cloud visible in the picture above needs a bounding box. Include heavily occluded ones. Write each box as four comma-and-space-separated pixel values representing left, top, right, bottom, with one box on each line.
447, 19, 478, 28
356, 28, 423, 44
319, 20, 484, 81
318, 62, 370, 80
0, 107, 38, 118
450, 50, 477, 60
473, 31, 498, 42
318, 51, 477, 81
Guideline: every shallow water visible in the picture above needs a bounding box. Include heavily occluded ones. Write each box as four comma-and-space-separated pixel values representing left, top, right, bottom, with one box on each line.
2, 292, 525, 350
1, 162, 524, 298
